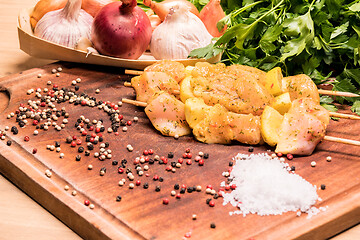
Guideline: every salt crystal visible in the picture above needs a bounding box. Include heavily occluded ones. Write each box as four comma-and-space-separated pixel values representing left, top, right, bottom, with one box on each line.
222, 153, 322, 217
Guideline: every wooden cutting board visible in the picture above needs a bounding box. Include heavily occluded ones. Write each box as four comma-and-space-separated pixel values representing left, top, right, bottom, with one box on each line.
0, 62, 359, 240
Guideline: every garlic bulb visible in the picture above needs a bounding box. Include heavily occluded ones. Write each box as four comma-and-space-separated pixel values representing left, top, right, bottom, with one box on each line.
34, 0, 93, 48
150, 5, 213, 60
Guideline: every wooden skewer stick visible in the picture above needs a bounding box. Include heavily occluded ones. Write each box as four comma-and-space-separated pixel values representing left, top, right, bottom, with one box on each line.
323, 136, 360, 146
329, 112, 360, 120
122, 98, 360, 147
125, 69, 144, 75
122, 98, 147, 107
123, 81, 181, 95
318, 89, 360, 98
124, 82, 132, 87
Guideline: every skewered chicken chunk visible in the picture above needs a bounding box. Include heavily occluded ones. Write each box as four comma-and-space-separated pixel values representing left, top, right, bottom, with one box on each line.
145, 92, 191, 137
191, 72, 273, 115
186, 98, 261, 145
144, 60, 186, 83
275, 112, 326, 155
274, 98, 329, 155
131, 71, 180, 103
287, 98, 329, 128
282, 74, 320, 104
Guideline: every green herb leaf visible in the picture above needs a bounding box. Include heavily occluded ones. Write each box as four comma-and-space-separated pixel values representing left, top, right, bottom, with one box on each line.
351, 100, 360, 115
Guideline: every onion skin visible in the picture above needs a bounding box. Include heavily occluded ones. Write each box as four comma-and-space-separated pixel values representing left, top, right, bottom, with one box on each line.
82, 0, 116, 17
200, 0, 227, 37
91, 0, 152, 59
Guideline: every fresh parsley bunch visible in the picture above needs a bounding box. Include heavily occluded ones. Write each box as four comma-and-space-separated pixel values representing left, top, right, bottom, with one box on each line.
190, 0, 360, 114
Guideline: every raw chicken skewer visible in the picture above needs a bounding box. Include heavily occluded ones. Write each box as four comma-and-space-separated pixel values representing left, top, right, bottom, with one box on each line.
121, 97, 360, 147
125, 69, 360, 98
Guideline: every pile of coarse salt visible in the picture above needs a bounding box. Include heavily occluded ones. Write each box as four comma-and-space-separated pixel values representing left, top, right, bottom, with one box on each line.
221, 153, 327, 218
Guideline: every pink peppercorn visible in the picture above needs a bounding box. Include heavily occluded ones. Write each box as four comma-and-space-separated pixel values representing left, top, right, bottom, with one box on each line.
162, 198, 169, 205
84, 200, 90, 206
72, 135, 77, 140
136, 180, 141, 186
70, 141, 76, 147
287, 154, 294, 160
185, 148, 190, 153
153, 175, 159, 180
176, 193, 181, 199
225, 185, 230, 191
33, 120, 38, 126
186, 153, 192, 159
32, 148, 37, 154
89, 126, 94, 131
206, 185, 213, 190
76, 139, 82, 145
119, 115, 123, 120
277, 152, 283, 157
127, 120, 132, 126
230, 184, 237, 190
118, 168, 124, 174
143, 150, 149, 155
81, 131, 87, 136
182, 153, 188, 158
166, 166, 172, 171
148, 149, 154, 155
209, 200, 215, 207
184, 232, 191, 238
134, 158, 140, 165
24, 136, 30, 142
198, 159, 204, 166
178, 158, 184, 164
194, 156, 201, 162
95, 127, 101, 133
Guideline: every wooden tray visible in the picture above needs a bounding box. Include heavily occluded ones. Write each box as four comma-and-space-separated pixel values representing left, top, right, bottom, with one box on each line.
17, 8, 220, 70
0, 62, 359, 240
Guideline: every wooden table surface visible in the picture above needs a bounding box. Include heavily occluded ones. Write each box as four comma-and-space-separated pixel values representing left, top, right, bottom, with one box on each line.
0, 1, 359, 239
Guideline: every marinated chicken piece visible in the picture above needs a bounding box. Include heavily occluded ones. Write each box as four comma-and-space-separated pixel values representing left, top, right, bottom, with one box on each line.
275, 112, 326, 155
226, 64, 267, 86
282, 74, 320, 104
131, 71, 180, 103
287, 98, 330, 128
145, 92, 191, 137
190, 102, 261, 145
144, 60, 186, 83
192, 104, 233, 144
191, 73, 273, 115
228, 112, 261, 145
191, 62, 226, 78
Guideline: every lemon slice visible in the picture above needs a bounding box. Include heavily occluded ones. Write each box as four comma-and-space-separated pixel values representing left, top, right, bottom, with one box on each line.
261, 106, 284, 147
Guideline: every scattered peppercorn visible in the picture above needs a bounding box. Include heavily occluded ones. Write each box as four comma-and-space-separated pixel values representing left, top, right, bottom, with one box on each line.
248, 146, 254, 152
321, 184, 326, 190
116, 195, 122, 202
75, 155, 81, 161
155, 185, 161, 192
210, 223, 216, 228
6, 140, 12, 146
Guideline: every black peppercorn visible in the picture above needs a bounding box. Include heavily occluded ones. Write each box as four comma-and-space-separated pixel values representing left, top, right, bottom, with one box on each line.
55, 141, 60, 147
143, 183, 149, 189
203, 153, 209, 159
112, 160, 118, 165
210, 223, 216, 228
248, 146, 254, 152
180, 188, 186, 194
75, 155, 81, 161
321, 184, 326, 190
291, 166, 296, 171
174, 183, 180, 190
6, 140, 12, 146
159, 177, 164, 182
155, 186, 161, 192
78, 146, 84, 153
116, 195, 122, 202
206, 198, 212, 204
167, 152, 174, 158
85, 150, 90, 156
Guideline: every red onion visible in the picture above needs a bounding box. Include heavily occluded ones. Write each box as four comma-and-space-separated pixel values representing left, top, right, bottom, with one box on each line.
91, 0, 152, 59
